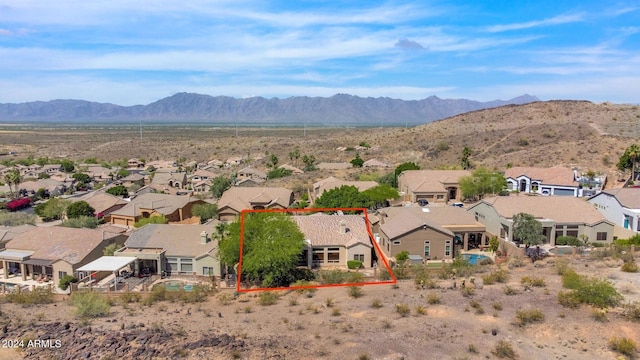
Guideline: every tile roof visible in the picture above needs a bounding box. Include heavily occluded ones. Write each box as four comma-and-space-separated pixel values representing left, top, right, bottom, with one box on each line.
5, 227, 120, 265
0, 224, 36, 243
399, 170, 471, 193
600, 188, 640, 209
313, 177, 378, 195
123, 224, 219, 258
110, 193, 200, 217
73, 191, 128, 214
291, 214, 372, 248
478, 195, 607, 224
218, 187, 294, 211
504, 166, 577, 187
377, 207, 456, 239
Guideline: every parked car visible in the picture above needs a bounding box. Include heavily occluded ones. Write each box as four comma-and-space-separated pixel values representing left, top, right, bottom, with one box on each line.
417, 199, 429, 207
451, 202, 464, 208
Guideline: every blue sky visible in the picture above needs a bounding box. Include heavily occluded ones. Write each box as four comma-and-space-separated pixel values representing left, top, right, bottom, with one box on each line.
0, 1, 638, 105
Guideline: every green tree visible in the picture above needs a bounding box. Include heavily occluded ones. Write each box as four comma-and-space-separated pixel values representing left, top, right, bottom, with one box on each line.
3, 169, 21, 198
301, 155, 317, 171
617, 144, 640, 181
266, 154, 279, 169
72, 173, 92, 184
393, 162, 420, 188
36, 157, 50, 166
361, 184, 400, 209
38, 172, 50, 179
512, 213, 545, 245
66, 201, 95, 219
106, 185, 129, 197
218, 212, 305, 288
350, 153, 364, 168
459, 167, 507, 201
288, 148, 301, 166
34, 198, 70, 221
378, 172, 395, 187
460, 147, 473, 170
210, 176, 232, 199
103, 243, 119, 256
313, 185, 370, 210
267, 167, 292, 179
61, 216, 99, 229
115, 169, 130, 178
192, 203, 219, 223
134, 215, 168, 228
59, 159, 75, 173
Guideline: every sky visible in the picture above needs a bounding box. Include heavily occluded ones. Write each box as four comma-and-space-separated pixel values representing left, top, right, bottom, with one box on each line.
0, 1, 639, 105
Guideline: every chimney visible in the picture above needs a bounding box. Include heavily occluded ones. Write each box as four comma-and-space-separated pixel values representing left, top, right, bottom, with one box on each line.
339, 220, 347, 234
573, 167, 578, 181
200, 231, 208, 244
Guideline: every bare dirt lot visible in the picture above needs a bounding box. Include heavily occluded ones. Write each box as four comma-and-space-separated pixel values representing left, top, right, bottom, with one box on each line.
1, 253, 639, 360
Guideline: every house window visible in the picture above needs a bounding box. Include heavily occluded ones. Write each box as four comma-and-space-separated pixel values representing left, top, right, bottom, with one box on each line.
436, 194, 444, 200
203, 267, 214, 276
327, 248, 340, 263
424, 241, 430, 258
445, 240, 451, 257
596, 232, 608, 241
312, 249, 324, 263
58, 271, 67, 280
566, 230, 578, 238
180, 258, 193, 273
353, 254, 364, 262
392, 240, 401, 246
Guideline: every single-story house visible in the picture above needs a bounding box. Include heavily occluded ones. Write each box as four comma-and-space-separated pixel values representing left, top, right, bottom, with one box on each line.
70, 191, 128, 222
292, 214, 374, 268
397, 170, 471, 203
236, 167, 267, 184
278, 164, 304, 174
505, 166, 606, 197
0, 224, 36, 250
217, 187, 294, 221
151, 171, 187, 189
0, 227, 127, 284
109, 193, 206, 226
588, 188, 640, 235
370, 205, 486, 260
467, 195, 615, 245
114, 224, 222, 277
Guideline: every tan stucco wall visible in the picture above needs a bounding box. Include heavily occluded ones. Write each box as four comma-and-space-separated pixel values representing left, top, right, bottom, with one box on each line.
381, 227, 453, 260
195, 255, 222, 277
346, 244, 372, 268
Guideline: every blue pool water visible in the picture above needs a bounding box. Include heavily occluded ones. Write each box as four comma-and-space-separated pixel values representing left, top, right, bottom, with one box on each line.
462, 253, 491, 265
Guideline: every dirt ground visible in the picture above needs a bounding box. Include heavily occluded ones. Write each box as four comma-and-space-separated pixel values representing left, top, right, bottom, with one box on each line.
1, 254, 639, 360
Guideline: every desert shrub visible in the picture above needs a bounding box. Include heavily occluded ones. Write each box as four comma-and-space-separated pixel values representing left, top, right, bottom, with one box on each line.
556, 236, 581, 246
395, 303, 410, 317
291, 280, 317, 297
492, 340, 517, 359
460, 286, 475, 297
621, 260, 639, 273
621, 301, 640, 322
561, 270, 623, 308
492, 302, 503, 311
217, 292, 234, 305
370, 299, 383, 308
554, 258, 572, 275
69, 292, 111, 319
58, 275, 78, 290
392, 262, 411, 280
515, 308, 545, 327
520, 276, 546, 287
257, 291, 279, 306
591, 308, 608, 322
503, 285, 519, 296
483, 268, 509, 284
378, 268, 391, 281
396, 251, 409, 262
414, 268, 437, 289
479, 257, 494, 265
469, 300, 484, 314
347, 286, 363, 298
557, 291, 580, 308
119, 291, 142, 304
317, 270, 363, 284
4, 287, 54, 306
507, 257, 526, 268
608, 336, 637, 357
182, 284, 214, 303
0, 210, 36, 226
347, 260, 363, 269
415, 305, 427, 315
426, 293, 441, 305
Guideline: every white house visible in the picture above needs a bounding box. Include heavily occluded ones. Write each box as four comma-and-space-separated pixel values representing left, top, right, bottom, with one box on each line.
505, 166, 605, 197
588, 188, 640, 234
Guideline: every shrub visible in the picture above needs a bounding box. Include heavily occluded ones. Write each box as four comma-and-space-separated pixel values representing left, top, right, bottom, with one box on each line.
348, 286, 364, 298
555, 258, 571, 275
492, 302, 503, 311
395, 303, 410, 317
426, 293, 441, 305
482, 268, 508, 284
217, 292, 234, 305
414, 268, 437, 289
561, 270, 623, 308
470, 300, 484, 314
317, 270, 363, 284
621, 301, 640, 322
120, 292, 142, 304
492, 340, 517, 359
557, 291, 580, 308
503, 285, 518, 296
347, 260, 363, 269
371, 299, 383, 308
608, 336, 637, 357
591, 308, 608, 322
556, 236, 581, 246
415, 306, 427, 315
58, 275, 78, 290
4, 287, 54, 306
461, 286, 475, 297
291, 280, 317, 297
515, 308, 545, 327
521, 276, 546, 287
621, 260, 639, 273
396, 251, 409, 262
257, 291, 279, 306
69, 292, 111, 319
378, 268, 391, 281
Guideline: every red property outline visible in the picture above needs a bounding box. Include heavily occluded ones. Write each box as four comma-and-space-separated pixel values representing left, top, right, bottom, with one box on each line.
236, 207, 396, 293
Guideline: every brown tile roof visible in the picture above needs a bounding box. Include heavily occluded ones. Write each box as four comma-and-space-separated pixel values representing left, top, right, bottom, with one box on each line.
377, 207, 456, 239
73, 191, 128, 214
313, 177, 378, 195
5, 227, 119, 265
478, 195, 607, 224
291, 214, 372, 248
218, 187, 294, 211
123, 224, 219, 258
399, 170, 471, 193
504, 166, 577, 187
600, 188, 640, 209
0, 224, 36, 243
110, 193, 200, 217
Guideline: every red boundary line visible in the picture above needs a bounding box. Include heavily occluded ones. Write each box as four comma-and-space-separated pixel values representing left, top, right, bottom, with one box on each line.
236, 207, 397, 293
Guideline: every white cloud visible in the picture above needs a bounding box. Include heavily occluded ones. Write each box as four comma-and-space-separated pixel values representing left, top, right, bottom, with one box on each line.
485, 13, 585, 33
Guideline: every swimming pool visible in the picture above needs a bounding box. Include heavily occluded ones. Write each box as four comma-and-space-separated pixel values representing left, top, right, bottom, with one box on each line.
154, 280, 195, 292
461, 253, 492, 265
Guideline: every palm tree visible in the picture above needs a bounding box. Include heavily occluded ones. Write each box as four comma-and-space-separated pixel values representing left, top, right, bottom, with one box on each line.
4, 169, 21, 199
216, 222, 227, 241
628, 144, 640, 181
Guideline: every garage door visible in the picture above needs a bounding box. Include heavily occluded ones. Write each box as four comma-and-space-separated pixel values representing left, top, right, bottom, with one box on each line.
554, 188, 575, 196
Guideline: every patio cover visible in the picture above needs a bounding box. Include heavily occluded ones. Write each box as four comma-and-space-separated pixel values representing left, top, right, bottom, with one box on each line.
22, 258, 54, 266
77, 256, 137, 272
0, 250, 34, 261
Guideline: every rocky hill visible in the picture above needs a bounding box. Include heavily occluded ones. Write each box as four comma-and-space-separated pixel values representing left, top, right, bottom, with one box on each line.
0, 93, 539, 126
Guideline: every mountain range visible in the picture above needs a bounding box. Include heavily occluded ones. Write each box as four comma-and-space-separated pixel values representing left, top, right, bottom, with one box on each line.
0, 93, 540, 126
